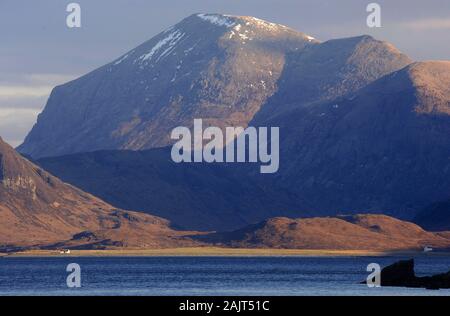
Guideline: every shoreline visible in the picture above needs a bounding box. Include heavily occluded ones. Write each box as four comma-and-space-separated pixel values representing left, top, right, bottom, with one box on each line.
1, 247, 445, 258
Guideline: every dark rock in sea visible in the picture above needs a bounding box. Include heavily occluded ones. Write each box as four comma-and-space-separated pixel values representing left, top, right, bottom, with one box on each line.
379, 259, 417, 287
370, 259, 450, 290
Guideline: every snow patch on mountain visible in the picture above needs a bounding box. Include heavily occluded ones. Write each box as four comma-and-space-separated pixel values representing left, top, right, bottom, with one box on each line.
113, 52, 131, 65
227, 23, 254, 42
243, 16, 287, 31
197, 14, 235, 27
239, 33, 250, 41
184, 42, 198, 55
138, 30, 185, 65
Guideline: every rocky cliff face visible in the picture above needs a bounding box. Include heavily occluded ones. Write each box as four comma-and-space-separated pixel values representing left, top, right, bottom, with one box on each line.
0, 137, 201, 249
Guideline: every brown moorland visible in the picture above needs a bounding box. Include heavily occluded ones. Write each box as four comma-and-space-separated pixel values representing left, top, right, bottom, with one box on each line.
2, 136, 450, 253
198, 215, 450, 251
0, 137, 202, 250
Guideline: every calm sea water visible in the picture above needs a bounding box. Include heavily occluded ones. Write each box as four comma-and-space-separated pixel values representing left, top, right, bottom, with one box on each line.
0, 256, 449, 296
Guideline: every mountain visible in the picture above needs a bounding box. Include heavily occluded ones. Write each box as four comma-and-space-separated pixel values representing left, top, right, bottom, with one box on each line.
9, 132, 449, 252
35, 62, 450, 231
264, 61, 450, 217
0, 137, 201, 250
18, 14, 315, 158
18, 14, 410, 159
36, 147, 311, 231
6, 134, 449, 252
198, 214, 450, 251
252, 35, 412, 122
414, 199, 450, 232
16, 14, 450, 231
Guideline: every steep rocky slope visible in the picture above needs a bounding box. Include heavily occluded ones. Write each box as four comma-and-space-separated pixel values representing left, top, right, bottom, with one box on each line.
253, 35, 411, 122
0, 137, 201, 250
266, 61, 450, 217
18, 14, 315, 158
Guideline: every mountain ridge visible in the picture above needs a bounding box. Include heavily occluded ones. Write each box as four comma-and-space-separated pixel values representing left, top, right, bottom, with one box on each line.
18, 13, 315, 158
18, 14, 410, 159
266, 60, 450, 217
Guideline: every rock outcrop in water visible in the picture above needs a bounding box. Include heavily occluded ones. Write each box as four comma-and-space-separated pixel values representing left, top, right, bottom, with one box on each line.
376, 259, 450, 290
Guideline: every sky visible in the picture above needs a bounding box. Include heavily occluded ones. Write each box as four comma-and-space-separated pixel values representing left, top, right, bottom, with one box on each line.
0, 0, 449, 147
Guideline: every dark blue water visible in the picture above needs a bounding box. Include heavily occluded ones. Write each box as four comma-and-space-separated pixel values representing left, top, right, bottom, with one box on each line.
0, 256, 449, 296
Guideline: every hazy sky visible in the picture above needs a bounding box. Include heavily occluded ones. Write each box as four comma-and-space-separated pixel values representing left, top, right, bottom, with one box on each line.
1, 0, 449, 147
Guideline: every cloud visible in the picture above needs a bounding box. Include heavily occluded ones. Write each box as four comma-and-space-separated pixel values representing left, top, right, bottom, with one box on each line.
0, 73, 77, 86
0, 96, 49, 110
0, 85, 53, 98
0, 73, 77, 146
397, 18, 450, 31
0, 85, 52, 111
0, 73, 77, 106
0, 108, 40, 148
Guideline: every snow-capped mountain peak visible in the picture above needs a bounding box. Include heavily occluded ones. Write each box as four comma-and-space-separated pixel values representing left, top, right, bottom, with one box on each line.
196, 13, 236, 27
18, 14, 409, 159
